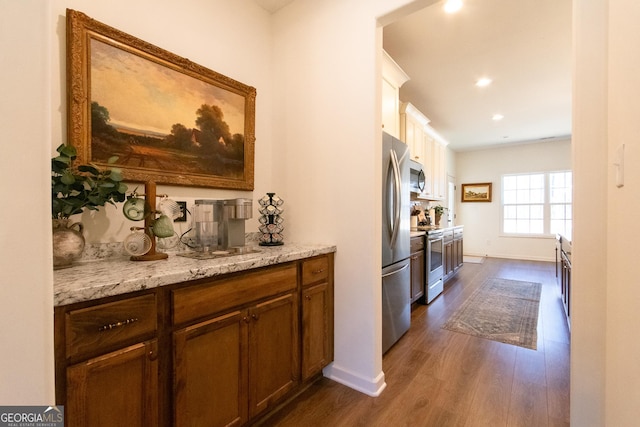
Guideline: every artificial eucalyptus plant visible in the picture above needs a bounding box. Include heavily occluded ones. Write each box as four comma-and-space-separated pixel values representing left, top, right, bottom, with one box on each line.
51, 144, 128, 219
432, 205, 446, 215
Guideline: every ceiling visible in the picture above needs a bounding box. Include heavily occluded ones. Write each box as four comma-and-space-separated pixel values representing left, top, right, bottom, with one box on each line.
253, 0, 294, 13
384, 0, 572, 151
254, 0, 572, 152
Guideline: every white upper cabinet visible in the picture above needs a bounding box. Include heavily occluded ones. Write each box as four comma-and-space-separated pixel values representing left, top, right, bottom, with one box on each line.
400, 102, 429, 164
399, 101, 449, 201
424, 125, 448, 200
382, 50, 409, 139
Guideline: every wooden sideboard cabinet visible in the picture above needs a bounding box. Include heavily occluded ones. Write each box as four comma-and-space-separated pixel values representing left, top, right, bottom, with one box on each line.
55, 293, 159, 427
55, 253, 334, 427
172, 263, 299, 425
301, 255, 334, 380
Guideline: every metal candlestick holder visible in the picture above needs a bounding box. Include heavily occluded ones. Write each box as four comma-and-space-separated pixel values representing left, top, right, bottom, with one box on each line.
258, 193, 284, 246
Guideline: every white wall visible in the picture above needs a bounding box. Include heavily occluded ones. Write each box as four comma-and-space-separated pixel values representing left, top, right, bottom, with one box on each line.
0, 0, 55, 404
49, 0, 275, 243
1, 0, 433, 403
604, 0, 640, 424
570, 0, 608, 423
270, 0, 435, 396
455, 139, 571, 261
6, 0, 640, 423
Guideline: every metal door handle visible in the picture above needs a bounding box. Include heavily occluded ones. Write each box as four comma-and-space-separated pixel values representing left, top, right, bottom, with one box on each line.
382, 263, 409, 278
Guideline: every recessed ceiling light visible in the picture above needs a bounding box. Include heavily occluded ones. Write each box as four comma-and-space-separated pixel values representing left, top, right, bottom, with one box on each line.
476, 77, 492, 87
444, 0, 463, 14
492, 114, 504, 121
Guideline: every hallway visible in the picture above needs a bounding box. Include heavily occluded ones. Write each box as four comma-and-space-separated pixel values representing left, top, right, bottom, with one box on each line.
267, 258, 570, 426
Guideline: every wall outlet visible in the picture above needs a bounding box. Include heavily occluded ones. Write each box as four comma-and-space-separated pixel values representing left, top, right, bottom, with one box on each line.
175, 201, 188, 222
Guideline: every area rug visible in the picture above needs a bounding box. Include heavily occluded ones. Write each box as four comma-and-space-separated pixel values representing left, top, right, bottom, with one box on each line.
463, 255, 485, 264
442, 277, 542, 350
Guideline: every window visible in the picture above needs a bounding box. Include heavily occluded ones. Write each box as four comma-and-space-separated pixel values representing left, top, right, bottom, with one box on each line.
502, 171, 572, 236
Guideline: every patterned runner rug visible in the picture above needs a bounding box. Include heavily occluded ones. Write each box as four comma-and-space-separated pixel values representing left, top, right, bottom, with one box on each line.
442, 277, 542, 350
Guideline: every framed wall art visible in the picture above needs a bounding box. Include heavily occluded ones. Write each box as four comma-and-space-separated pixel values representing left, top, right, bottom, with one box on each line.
461, 182, 492, 202
66, 9, 256, 190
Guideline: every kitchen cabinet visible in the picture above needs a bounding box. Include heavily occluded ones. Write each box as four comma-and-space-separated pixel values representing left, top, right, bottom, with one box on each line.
66, 340, 159, 427
301, 255, 334, 380
55, 253, 335, 427
410, 235, 425, 303
382, 50, 410, 139
174, 310, 247, 426
400, 102, 448, 200
172, 264, 299, 425
557, 235, 571, 329
55, 292, 160, 427
173, 292, 299, 426
429, 135, 447, 200
400, 102, 430, 164
443, 227, 463, 282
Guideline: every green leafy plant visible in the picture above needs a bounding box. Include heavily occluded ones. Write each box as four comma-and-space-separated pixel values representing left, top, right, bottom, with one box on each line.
51, 144, 128, 219
432, 205, 446, 215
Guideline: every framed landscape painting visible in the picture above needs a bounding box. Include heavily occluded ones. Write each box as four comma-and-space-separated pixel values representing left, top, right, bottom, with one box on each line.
461, 183, 492, 202
66, 9, 256, 190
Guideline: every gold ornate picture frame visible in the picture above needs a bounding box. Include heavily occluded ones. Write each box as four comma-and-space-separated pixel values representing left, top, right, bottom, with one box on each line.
66, 9, 256, 190
461, 182, 492, 202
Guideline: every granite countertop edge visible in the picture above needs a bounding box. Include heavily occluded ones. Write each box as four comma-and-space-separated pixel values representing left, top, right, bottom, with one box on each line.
54, 243, 337, 307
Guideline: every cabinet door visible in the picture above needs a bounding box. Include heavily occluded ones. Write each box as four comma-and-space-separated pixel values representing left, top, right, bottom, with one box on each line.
444, 242, 454, 276
302, 282, 330, 379
174, 311, 248, 427
431, 142, 444, 199
66, 340, 158, 427
382, 77, 400, 138
455, 238, 464, 269
248, 293, 299, 418
410, 251, 425, 302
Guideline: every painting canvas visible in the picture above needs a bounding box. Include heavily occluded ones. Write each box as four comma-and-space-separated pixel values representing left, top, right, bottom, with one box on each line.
67, 9, 256, 190
461, 183, 492, 202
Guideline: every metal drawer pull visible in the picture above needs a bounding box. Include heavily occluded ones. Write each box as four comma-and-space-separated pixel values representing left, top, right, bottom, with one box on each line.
312, 268, 325, 274
98, 318, 139, 332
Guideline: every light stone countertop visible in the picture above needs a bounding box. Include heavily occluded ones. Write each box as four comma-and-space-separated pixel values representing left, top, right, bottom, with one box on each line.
54, 243, 336, 307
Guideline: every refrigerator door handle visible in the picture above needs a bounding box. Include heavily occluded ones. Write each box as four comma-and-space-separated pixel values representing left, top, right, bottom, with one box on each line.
388, 149, 402, 249
382, 262, 409, 278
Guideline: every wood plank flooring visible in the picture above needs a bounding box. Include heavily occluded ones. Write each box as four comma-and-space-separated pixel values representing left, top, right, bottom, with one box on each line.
264, 257, 570, 427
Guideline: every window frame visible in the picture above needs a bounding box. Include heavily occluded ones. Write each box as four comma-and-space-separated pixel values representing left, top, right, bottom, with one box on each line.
500, 170, 572, 238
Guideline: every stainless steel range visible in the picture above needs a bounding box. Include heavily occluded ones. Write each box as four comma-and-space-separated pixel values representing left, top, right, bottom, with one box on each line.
424, 228, 444, 303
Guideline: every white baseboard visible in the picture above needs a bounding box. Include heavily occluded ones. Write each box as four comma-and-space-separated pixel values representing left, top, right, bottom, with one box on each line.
322, 362, 387, 397
466, 253, 555, 262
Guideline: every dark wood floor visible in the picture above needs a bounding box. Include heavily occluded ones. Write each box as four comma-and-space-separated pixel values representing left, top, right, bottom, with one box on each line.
265, 257, 570, 427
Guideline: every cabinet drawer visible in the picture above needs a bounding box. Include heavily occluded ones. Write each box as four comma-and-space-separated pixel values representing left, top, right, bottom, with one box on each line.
454, 229, 463, 239
443, 229, 454, 242
65, 294, 157, 359
302, 256, 329, 287
173, 264, 297, 325
410, 236, 424, 252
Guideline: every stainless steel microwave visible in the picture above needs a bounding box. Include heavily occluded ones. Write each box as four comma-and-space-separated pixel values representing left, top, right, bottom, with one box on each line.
409, 159, 425, 193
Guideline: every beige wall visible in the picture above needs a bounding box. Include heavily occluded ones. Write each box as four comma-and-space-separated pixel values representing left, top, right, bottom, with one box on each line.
455, 139, 571, 261
4, 0, 640, 424
49, 0, 276, 244
605, 0, 640, 421
0, 0, 55, 404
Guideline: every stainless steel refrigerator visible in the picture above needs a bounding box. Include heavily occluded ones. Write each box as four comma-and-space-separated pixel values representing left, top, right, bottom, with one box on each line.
381, 132, 411, 354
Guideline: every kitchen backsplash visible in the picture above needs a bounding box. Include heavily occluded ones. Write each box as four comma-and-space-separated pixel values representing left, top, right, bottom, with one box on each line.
81, 232, 263, 261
